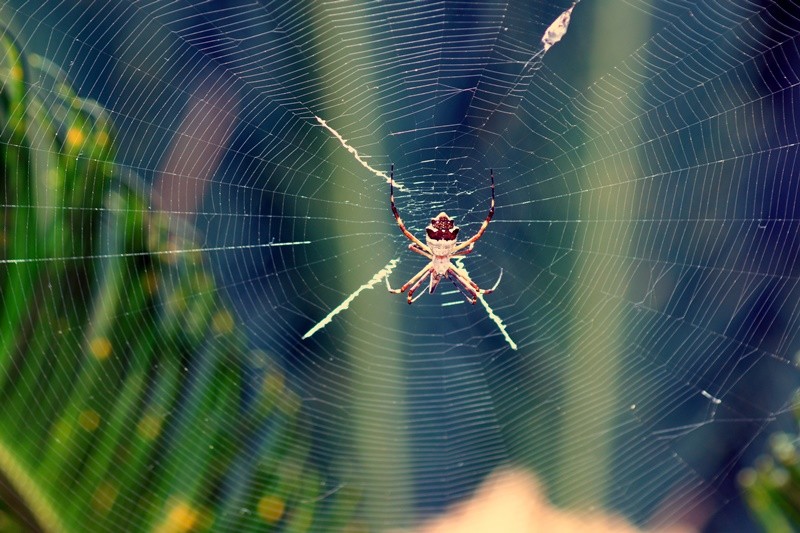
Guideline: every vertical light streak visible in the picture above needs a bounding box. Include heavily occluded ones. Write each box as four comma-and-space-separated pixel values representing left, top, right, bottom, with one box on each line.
555, 0, 649, 509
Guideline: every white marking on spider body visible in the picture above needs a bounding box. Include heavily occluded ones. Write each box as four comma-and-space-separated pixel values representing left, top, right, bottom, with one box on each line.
302, 258, 400, 340
315, 116, 404, 190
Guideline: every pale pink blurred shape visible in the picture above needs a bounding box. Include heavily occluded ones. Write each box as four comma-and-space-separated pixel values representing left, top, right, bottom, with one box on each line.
399, 469, 700, 533
153, 78, 238, 218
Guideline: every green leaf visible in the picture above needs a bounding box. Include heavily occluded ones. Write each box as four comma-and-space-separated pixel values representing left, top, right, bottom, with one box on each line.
0, 23, 360, 533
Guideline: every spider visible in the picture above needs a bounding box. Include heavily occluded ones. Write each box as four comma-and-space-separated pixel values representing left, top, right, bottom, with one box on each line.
386, 165, 502, 304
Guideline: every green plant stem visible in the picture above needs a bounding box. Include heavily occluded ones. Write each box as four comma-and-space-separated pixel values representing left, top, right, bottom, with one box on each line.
0, 142, 40, 382
138, 346, 240, 531
0, 436, 67, 533
104, 354, 184, 532
63, 303, 160, 526
37, 256, 150, 487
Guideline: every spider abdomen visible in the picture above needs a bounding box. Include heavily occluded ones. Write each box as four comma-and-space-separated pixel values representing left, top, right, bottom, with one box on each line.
426, 238, 457, 275
432, 257, 452, 276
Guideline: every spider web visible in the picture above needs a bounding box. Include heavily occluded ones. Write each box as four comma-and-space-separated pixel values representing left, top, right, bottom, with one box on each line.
3, 0, 800, 530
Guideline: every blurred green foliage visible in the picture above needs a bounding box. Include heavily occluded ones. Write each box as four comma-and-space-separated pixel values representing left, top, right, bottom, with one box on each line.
0, 22, 360, 532
740, 394, 800, 532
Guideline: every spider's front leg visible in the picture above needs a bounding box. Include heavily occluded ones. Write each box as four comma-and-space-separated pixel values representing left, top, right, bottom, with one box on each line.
452, 243, 474, 257
390, 164, 432, 253
453, 169, 495, 252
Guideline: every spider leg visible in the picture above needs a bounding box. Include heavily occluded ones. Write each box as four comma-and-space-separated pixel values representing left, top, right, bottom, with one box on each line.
408, 243, 433, 259
448, 265, 503, 295
407, 272, 432, 304
448, 273, 478, 304
454, 169, 494, 252
429, 273, 442, 294
386, 263, 431, 294
448, 268, 481, 302
451, 244, 474, 257
448, 265, 478, 291
390, 165, 431, 252
489, 268, 503, 292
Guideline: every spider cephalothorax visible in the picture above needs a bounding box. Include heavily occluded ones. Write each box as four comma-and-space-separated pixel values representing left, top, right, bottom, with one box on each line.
386, 166, 502, 304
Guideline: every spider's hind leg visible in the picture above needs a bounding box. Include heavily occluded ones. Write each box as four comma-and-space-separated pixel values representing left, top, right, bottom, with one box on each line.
448, 273, 478, 305
387, 264, 430, 294
429, 274, 442, 294
407, 272, 431, 304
